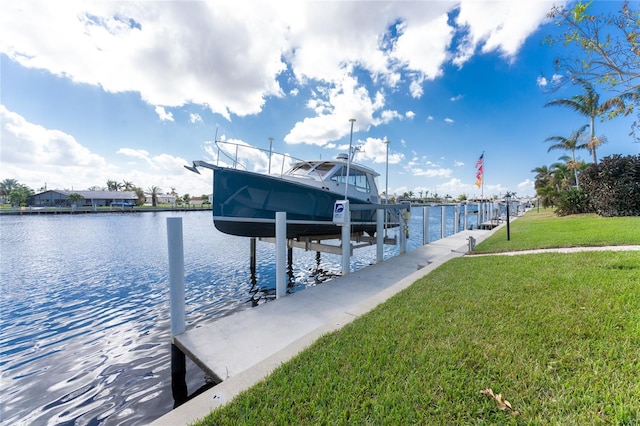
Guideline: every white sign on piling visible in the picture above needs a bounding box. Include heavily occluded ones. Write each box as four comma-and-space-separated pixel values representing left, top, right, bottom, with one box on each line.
337, 201, 351, 275
167, 217, 185, 337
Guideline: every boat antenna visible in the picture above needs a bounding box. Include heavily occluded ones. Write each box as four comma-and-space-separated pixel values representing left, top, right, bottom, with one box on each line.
214, 127, 220, 166
384, 140, 390, 204
344, 118, 356, 199
268, 137, 274, 174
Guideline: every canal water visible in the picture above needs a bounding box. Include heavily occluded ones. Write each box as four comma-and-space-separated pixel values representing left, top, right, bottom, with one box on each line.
0, 206, 477, 425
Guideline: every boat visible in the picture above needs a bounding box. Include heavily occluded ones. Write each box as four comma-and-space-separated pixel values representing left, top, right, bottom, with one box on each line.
185, 140, 399, 239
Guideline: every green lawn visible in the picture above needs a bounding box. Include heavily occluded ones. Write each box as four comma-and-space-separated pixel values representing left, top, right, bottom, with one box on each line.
473, 208, 640, 253
195, 211, 640, 425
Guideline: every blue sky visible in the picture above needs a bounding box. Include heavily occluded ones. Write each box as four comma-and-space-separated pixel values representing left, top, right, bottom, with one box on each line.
1, 1, 637, 199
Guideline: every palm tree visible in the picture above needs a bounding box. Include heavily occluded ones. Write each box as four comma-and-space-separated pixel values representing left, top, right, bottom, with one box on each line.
122, 180, 135, 191
106, 180, 119, 191
537, 184, 556, 208
8, 184, 34, 206
549, 161, 574, 192
147, 186, 162, 207
0, 178, 19, 198
531, 164, 551, 190
545, 124, 589, 188
545, 79, 627, 164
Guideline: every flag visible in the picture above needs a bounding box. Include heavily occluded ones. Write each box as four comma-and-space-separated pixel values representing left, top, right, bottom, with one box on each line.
475, 153, 484, 188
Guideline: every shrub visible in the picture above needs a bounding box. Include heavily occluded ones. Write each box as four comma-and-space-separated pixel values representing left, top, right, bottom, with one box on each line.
579, 154, 640, 217
555, 187, 591, 216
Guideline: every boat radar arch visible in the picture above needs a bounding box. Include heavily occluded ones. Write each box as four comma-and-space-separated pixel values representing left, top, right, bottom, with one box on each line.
336, 153, 349, 161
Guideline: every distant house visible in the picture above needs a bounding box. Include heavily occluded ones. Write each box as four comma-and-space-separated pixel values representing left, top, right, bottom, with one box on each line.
189, 195, 212, 206
144, 193, 176, 205
28, 190, 138, 207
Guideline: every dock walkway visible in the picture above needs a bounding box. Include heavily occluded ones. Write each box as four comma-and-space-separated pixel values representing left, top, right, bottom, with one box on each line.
152, 228, 496, 425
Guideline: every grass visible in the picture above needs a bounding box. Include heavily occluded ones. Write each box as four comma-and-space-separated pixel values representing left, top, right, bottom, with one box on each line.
473, 208, 640, 253
194, 211, 640, 425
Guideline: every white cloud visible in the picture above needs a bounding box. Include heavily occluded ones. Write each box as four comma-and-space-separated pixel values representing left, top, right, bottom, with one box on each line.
444, 117, 454, 124
410, 167, 453, 178
517, 178, 535, 196
0, 105, 211, 195
536, 74, 564, 88
0, 1, 554, 147
450, 94, 464, 102
391, 11, 453, 82
453, 1, 559, 66
380, 110, 403, 124
0, 1, 287, 120
1, 105, 108, 169
284, 74, 385, 146
409, 77, 425, 98
155, 106, 174, 122
355, 137, 404, 164
189, 113, 202, 124
536, 76, 548, 87
405, 111, 415, 119
117, 148, 149, 161
1, 105, 110, 190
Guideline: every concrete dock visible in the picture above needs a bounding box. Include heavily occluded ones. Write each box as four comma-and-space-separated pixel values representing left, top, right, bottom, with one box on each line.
152, 227, 497, 425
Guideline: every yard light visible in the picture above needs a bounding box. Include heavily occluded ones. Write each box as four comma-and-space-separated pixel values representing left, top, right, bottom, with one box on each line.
505, 192, 512, 241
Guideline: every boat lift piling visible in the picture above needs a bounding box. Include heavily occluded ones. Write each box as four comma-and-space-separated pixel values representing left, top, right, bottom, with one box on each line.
275, 212, 287, 298
464, 204, 469, 230
250, 238, 256, 272
376, 209, 384, 262
167, 217, 188, 406
422, 206, 430, 245
340, 203, 351, 275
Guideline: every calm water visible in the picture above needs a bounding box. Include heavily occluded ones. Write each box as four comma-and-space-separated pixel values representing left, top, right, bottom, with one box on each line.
0, 207, 476, 425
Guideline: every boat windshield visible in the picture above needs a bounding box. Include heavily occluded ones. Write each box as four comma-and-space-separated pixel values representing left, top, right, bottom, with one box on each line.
287, 162, 335, 178
287, 163, 313, 176
310, 163, 335, 177
329, 166, 371, 193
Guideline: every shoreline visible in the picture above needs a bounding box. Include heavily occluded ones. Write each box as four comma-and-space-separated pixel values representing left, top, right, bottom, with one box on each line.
0, 206, 212, 216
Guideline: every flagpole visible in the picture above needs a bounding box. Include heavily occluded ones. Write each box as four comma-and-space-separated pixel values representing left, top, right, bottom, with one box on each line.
481, 151, 485, 199
475, 151, 485, 200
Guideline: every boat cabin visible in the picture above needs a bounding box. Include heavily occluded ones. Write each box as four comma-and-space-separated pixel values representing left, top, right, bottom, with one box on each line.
283, 156, 381, 204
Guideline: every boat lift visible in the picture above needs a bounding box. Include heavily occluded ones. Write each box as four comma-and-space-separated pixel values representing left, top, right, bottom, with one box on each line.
256, 200, 410, 299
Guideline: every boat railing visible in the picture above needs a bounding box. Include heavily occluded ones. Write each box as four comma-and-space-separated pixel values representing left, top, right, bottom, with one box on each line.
214, 140, 330, 186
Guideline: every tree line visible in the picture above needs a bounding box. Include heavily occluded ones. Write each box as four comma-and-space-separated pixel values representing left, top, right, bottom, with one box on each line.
532, 1, 639, 217
0, 178, 209, 208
